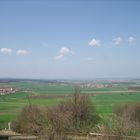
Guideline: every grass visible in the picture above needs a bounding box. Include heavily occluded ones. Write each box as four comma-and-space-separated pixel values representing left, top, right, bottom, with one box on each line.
0, 81, 140, 129
0, 114, 16, 129
92, 92, 140, 115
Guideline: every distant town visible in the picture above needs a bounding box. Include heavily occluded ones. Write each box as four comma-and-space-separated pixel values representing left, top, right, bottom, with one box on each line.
0, 87, 16, 95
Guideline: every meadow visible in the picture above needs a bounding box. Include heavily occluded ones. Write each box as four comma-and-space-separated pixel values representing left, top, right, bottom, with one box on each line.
0, 80, 140, 129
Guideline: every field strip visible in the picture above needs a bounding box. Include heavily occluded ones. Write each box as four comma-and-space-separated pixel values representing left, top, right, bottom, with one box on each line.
83, 90, 140, 94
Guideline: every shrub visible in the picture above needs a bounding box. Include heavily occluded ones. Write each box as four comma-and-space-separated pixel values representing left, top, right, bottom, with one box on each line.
96, 116, 130, 140
68, 88, 100, 130
47, 102, 72, 135
11, 105, 47, 136
11, 87, 100, 139
96, 103, 140, 140
46, 87, 100, 138
113, 103, 140, 135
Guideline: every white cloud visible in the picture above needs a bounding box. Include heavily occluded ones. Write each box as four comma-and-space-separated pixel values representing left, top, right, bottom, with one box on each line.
128, 36, 135, 44
56, 47, 73, 60
59, 47, 73, 55
88, 39, 101, 47
113, 37, 122, 45
0, 48, 12, 55
87, 57, 93, 61
17, 49, 28, 56
56, 54, 64, 60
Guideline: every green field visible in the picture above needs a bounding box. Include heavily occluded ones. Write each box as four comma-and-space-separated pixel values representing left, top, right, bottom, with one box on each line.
0, 80, 140, 129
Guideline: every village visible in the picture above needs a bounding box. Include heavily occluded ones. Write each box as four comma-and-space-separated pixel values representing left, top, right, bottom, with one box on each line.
79, 83, 112, 88
0, 87, 16, 95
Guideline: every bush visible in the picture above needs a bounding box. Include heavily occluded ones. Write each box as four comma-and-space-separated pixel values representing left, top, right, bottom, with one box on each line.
96, 103, 140, 140
68, 89, 100, 130
96, 116, 130, 140
11, 87, 100, 139
114, 103, 140, 123
11, 105, 47, 136
46, 87, 100, 137
46, 102, 72, 139
113, 103, 140, 135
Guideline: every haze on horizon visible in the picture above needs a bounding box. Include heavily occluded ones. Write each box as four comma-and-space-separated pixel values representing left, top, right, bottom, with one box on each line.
0, 0, 140, 79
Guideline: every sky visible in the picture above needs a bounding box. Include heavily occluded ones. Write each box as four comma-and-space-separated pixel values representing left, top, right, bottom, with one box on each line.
0, 0, 140, 79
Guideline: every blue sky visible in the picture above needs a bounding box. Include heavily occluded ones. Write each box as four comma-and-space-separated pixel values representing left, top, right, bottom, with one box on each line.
0, 0, 140, 79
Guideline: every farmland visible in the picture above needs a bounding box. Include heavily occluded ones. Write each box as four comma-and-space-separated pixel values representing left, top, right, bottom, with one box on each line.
0, 79, 140, 129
